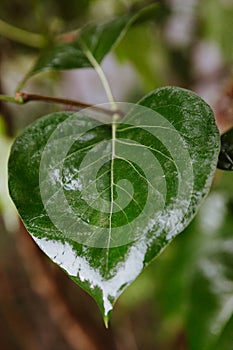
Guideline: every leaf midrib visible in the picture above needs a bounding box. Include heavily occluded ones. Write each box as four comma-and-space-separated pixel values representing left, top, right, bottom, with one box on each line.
106, 121, 116, 272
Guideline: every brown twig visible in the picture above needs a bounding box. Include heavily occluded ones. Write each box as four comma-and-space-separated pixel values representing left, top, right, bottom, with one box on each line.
16, 91, 124, 117
1, 91, 125, 119
17, 91, 97, 110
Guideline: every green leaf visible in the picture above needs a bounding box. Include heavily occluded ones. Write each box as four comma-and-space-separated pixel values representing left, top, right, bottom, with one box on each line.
8, 87, 220, 323
19, 4, 158, 88
115, 24, 168, 90
217, 128, 233, 171
186, 191, 233, 350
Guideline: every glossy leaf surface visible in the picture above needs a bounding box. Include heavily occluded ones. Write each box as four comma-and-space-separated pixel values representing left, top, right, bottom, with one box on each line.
217, 127, 233, 171
8, 87, 220, 323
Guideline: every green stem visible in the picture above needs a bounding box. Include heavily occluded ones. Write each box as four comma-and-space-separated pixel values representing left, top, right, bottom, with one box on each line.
0, 94, 22, 104
0, 19, 47, 48
81, 42, 117, 110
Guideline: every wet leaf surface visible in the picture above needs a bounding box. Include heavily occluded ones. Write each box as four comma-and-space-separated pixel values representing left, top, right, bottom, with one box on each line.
8, 87, 220, 323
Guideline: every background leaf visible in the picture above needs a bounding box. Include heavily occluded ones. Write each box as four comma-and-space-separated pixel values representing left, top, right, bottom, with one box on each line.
217, 127, 233, 171
8, 87, 220, 323
115, 23, 168, 90
200, 0, 233, 63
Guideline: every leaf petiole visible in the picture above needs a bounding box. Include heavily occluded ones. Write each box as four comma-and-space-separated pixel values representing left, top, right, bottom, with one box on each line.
81, 41, 118, 111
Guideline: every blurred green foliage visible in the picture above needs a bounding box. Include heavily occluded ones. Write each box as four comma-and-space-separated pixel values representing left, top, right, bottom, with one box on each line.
0, 0, 92, 33
200, 0, 233, 63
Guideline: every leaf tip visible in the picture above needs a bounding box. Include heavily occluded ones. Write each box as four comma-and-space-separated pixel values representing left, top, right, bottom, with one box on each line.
103, 314, 110, 328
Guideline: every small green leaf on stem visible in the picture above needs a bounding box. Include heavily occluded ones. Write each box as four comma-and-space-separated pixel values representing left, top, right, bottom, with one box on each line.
16, 4, 159, 90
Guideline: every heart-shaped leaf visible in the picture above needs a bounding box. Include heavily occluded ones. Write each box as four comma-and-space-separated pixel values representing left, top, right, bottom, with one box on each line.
217, 127, 233, 171
8, 87, 220, 324
19, 4, 158, 88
